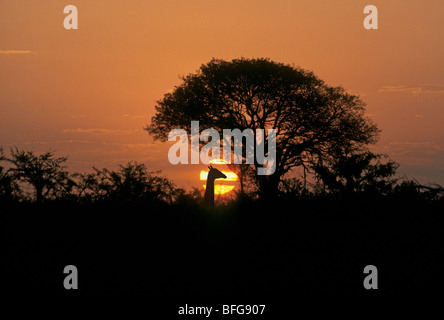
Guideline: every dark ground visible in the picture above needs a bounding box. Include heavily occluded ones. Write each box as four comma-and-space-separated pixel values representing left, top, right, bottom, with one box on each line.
2, 194, 443, 297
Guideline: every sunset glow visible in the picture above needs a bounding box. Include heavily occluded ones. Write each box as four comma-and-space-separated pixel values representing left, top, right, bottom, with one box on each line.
209, 159, 228, 165
1, 1, 444, 189
200, 168, 238, 195
199, 170, 238, 182
203, 185, 235, 195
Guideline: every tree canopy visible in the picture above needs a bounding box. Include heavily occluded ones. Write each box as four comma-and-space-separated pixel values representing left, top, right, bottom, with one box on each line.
146, 58, 379, 196
2, 147, 72, 203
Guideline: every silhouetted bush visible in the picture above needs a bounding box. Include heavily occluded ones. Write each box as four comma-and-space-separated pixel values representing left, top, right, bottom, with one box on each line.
312, 151, 399, 196
0, 147, 74, 203
73, 162, 184, 204
0, 147, 189, 206
2, 146, 444, 208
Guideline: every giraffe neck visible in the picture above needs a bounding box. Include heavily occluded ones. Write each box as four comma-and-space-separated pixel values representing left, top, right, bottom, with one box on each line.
204, 176, 215, 207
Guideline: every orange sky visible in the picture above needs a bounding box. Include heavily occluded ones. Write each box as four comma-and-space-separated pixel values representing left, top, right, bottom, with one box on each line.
1, 0, 444, 190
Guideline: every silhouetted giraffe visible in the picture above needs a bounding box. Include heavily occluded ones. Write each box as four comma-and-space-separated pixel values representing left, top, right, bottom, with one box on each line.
204, 165, 227, 207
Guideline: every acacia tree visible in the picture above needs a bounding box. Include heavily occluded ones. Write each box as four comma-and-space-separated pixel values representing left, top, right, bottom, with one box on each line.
146, 58, 379, 198
4, 147, 73, 203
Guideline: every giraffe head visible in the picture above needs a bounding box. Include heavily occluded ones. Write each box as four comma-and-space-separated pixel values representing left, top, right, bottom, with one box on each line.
208, 165, 227, 180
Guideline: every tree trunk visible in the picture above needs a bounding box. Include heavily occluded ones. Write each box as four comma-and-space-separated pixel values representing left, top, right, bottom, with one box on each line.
257, 174, 280, 201
35, 185, 43, 204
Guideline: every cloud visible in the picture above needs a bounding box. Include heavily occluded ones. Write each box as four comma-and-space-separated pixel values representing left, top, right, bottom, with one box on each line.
22, 140, 163, 153
387, 140, 444, 152
63, 128, 141, 135
20, 140, 96, 146
0, 50, 34, 55
374, 141, 444, 165
345, 89, 367, 97
371, 140, 444, 186
122, 114, 145, 119
378, 84, 444, 95
14, 140, 162, 151
4, 139, 168, 173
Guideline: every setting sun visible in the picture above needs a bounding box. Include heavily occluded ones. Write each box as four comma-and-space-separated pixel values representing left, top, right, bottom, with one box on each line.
203, 185, 235, 195
200, 170, 238, 194
200, 160, 238, 195
199, 170, 238, 182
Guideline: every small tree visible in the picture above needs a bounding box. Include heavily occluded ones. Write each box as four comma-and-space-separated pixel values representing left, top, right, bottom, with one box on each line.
78, 162, 182, 203
5, 147, 73, 203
